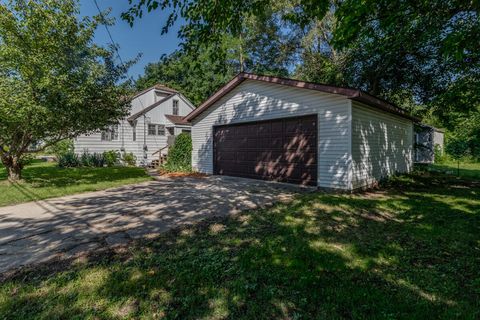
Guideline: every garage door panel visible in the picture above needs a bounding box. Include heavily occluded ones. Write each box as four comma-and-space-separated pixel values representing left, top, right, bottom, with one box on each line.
284, 135, 316, 151
214, 115, 317, 186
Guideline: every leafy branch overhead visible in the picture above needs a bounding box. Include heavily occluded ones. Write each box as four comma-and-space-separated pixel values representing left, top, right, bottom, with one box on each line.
127, 0, 480, 159
123, 0, 329, 50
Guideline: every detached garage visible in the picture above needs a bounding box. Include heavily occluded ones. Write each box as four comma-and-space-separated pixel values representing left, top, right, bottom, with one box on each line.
184, 73, 416, 190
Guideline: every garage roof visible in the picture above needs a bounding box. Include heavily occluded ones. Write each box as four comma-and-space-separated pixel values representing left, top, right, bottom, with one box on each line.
184, 73, 419, 122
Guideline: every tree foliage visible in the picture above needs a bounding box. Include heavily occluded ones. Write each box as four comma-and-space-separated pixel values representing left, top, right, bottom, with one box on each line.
135, 47, 236, 106
123, 0, 328, 53
126, 0, 480, 158
0, 0, 131, 180
135, 6, 299, 104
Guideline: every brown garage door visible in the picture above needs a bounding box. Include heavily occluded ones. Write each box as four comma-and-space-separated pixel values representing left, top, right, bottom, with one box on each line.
213, 115, 317, 186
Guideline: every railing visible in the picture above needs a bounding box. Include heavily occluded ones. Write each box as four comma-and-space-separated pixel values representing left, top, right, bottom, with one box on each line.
150, 135, 176, 167
152, 145, 169, 156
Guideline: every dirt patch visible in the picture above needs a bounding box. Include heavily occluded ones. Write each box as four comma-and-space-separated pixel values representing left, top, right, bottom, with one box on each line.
157, 170, 208, 178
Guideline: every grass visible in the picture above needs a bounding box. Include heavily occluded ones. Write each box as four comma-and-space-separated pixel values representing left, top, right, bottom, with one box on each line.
0, 160, 152, 207
429, 161, 480, 179
0, 170, 479, 319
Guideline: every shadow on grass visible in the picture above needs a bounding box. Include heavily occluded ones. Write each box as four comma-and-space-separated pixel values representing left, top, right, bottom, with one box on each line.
428, 162, 480, 180
1, 172, 479, 319
20, 165, 149, 188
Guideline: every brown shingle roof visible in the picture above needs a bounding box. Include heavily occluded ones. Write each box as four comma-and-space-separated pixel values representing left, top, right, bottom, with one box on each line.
184, 73, 419, 122
165, 115, 191, 125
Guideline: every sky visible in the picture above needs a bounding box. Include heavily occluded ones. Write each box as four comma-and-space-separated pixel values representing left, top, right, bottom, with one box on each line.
80, 0, 182, 79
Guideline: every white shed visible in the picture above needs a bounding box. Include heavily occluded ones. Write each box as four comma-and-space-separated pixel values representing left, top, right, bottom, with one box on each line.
185, 73, 416, 190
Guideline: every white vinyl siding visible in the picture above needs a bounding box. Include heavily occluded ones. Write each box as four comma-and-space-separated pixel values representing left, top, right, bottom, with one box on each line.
351, 101, 413, 189
74, 91, 194, 165
173, 99, 179, 115
191, 80, 352, 189
100, 124, 119, 141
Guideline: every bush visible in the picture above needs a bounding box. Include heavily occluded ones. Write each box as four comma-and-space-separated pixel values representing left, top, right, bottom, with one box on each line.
46, 139, 73, 158
434, 144, 448, 164
162, 133, 192, 172
122, 152, 137, 166
103, 150, 120, 167
58, 151, 80, 168
80, 151, 105, 167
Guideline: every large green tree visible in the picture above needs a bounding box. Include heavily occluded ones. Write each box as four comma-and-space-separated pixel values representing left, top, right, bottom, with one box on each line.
0, 0, 131, 180
126, 0, 480, 158
135, 5, 298, 104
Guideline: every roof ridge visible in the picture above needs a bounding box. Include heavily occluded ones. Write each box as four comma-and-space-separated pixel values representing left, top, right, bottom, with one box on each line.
184, 72, 418, 122
127, 93, 176, 121
130, 84, 178, 101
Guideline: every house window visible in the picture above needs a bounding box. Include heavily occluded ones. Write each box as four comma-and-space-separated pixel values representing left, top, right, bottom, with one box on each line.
148, 124, 166, 136
158, 124, 165, 136
148, 124, 157, 135
132, 123, 136, 141
101, 124, 119, 141
173, 99, 179, 115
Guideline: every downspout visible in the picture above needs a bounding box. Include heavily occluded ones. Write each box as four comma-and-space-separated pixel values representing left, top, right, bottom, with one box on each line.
121, 121, 125, 153
143, 114, 147, 162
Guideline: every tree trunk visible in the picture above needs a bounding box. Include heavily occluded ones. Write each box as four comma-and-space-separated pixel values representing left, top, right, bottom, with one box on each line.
1, 156, 23, 181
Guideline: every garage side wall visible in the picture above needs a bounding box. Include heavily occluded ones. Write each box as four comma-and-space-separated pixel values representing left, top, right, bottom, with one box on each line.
351, 101, 414, 189
191, 80, 352, 189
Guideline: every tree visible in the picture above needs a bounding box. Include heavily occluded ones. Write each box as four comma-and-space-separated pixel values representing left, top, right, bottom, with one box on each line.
293, 8, 346, 85
123, 0, 329, 53
0, 0, 131, 180
135, 7, 298, 104
333, 0, 480, 107
136, 47, 236, 106
126, 0, 480, 155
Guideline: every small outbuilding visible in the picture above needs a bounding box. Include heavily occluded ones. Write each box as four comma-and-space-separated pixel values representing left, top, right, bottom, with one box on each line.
414, 124, 445, 164
185, 73, 417, 190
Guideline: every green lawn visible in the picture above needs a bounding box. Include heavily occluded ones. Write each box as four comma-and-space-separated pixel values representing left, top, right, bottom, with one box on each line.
0, 160, 152, 207
1, 170, 479, 319
429, 161, 480, 179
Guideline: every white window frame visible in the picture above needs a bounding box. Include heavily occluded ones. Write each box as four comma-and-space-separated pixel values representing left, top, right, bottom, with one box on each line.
148, 124, 166, 136
157, 124, 166, 136
173, 99, 179, 115
148, 124, 157, 135
101, 124, 119, 141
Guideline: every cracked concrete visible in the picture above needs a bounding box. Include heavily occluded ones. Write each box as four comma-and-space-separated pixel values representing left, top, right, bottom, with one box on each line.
0, 175, 302, 273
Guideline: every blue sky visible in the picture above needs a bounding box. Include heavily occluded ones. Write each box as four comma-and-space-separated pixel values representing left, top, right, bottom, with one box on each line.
80, 0, 182, 79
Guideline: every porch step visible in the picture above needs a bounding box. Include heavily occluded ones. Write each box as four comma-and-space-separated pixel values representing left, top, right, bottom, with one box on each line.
148, 154, 168, 169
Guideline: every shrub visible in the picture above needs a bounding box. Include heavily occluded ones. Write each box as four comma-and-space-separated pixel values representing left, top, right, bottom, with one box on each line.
58, 151, 80, 168
122, 152, 137, 166
46, 139, 73, 158
434, 144, 448, 164
103, 150, 120, 167
162, 133, 192, 172
80, 151, 105, 167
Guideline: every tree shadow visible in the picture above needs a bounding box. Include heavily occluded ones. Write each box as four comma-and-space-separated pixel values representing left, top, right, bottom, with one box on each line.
19, 165, 149, 188
1, 172, 478, 319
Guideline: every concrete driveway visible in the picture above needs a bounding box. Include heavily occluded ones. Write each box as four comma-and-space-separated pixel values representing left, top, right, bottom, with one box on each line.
0, 176, 300, 274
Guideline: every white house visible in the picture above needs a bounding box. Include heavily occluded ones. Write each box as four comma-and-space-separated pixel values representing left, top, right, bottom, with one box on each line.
185, 73, 417, 190
74, 84, 195, 166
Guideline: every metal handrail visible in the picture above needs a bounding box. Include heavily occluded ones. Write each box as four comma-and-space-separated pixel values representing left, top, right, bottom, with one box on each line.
152, 145, 169, 156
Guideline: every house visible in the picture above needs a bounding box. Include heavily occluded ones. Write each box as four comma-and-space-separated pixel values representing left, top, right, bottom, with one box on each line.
74, 84, 195, 166
184, 73, 418, 190
414, 124, 445, 163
